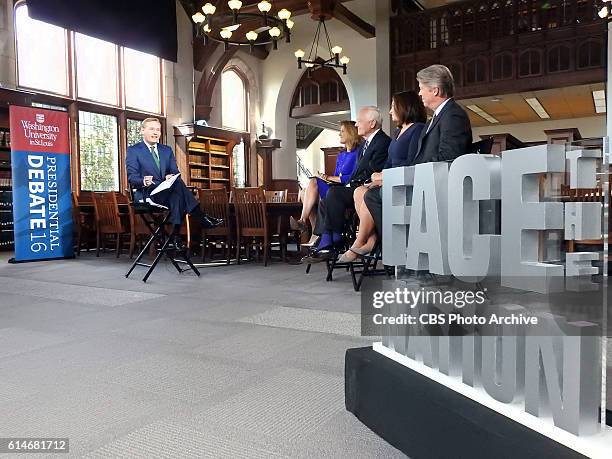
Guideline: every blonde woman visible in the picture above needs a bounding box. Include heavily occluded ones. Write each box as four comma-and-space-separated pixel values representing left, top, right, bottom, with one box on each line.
292, 120, 362, 245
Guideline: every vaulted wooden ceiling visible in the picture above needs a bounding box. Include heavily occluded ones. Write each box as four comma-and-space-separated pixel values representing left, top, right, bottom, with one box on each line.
180, 0, 376, 42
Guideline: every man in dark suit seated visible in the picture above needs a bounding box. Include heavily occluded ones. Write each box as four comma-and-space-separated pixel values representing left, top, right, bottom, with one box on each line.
364, 64, 472, 235
126, 118, 222, 246
304, 106, 391, 261
411, 64, 472, 164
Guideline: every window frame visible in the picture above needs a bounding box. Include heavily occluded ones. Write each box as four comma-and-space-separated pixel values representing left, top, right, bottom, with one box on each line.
13, 1, 166, 193
73, 31, 121, 108
76, 109, 121, 192
13, 1, 72, 98
122, 47, 165, 115
221, 67, 249, 133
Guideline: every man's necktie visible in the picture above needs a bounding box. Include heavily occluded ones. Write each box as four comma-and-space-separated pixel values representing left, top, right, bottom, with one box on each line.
150, 145, 160, 170
426, 113, 436, 134
360, 140, 370, 158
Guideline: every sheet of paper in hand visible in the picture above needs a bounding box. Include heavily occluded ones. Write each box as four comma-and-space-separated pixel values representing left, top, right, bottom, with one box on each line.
150, 173, 180, 195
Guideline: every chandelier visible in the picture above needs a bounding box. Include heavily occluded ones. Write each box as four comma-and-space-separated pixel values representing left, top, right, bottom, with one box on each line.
192, 1, 294, 51
599, 0, 611, 19
294, 17, 349, 75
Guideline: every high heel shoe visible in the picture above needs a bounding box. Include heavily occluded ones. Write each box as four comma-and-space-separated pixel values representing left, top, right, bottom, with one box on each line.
290, 217, 308, 232
349, 246, 372, 256
338, 250, 359, 263
301, 235, 319, 248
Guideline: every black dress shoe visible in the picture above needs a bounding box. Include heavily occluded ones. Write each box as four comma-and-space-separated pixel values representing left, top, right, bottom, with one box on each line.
300, 247, 333, 264
200, 215, 223, 229
166, 237, 185, 252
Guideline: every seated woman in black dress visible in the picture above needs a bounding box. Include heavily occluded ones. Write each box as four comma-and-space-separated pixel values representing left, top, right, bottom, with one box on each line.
338, 91, 426, 262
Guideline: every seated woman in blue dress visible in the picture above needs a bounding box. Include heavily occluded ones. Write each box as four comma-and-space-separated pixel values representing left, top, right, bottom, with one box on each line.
338, 91, 426, 262
292, 120, 361, 246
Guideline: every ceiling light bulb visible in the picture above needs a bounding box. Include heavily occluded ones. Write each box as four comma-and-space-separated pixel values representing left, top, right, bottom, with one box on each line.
258, 0, 272, 13
331, 46, 343, 55
228, 0, 242, 11
305, 63, 315, 68
599, 6, 609, 18
286, 19, 294, 29
278, 9, 292, 20
202, 2, 216, 15
294, 49, 305, 58
192, 12, 205, 23
340, 56, 350, 65
268, 26, 281, 38
246, 30, 258, 41
203, 24, 211, 33
220, 29, 233, 39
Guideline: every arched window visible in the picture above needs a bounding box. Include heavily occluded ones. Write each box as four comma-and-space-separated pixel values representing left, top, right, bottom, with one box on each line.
548, 45, 571, 73
577, 41, 603, 70
14, 2, 69, 95
492, 53, 513, 80
465, 58, 486, 84
222, 69, 248, 132
519, 49, 541, 77
447, 63, 462, 86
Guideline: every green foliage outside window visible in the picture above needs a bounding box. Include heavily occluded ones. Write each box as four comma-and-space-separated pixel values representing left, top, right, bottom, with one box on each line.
78, 111, 119, 191
127, 119, 143, 148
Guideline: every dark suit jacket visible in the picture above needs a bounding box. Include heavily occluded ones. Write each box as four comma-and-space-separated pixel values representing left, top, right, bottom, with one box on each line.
413, 99, 472, 164
126, 141, 179, 188
349, 130, 392, 187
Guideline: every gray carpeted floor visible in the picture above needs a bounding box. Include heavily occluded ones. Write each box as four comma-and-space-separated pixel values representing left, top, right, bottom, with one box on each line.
0, 252, 405, 458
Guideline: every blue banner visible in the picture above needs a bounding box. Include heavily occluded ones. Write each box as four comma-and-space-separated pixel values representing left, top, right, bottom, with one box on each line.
9, 106, 73, 261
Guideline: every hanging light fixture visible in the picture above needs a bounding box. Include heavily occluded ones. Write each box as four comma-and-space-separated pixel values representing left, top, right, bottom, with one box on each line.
192, 1, 293, 53
597, 0, 612, 18
294, 17, 349, 75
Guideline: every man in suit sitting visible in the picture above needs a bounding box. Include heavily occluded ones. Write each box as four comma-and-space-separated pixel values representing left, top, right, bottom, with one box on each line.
305, 106, 391, 260
412, 64, 472, 164
363, 65, 472, 237
126, 118, 221, 245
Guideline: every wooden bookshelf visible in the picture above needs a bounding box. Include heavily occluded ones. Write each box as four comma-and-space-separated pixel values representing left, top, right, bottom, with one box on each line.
174, 125, 242, 190
0, 124, 13, 251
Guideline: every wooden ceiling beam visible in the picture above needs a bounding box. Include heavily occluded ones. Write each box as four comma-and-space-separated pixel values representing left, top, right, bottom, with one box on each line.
333, 4, 375, 38
194, 40, 220, 72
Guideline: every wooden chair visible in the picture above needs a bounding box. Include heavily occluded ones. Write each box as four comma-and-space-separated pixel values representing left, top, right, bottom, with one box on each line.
233, 187, 275, 266
71, 191, 95, 255
92, 192, 129, 257
198, 188, 232, 264
264, 189, 287, 203
287, 192, 299, 203
265, 189, 293, 260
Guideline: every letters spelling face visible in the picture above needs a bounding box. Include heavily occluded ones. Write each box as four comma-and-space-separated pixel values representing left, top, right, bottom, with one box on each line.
383, 145, 603, 294
381, 145, 606, 438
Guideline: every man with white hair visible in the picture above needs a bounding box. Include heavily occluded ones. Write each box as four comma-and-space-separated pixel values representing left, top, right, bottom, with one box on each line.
306, 106, 391, 258
412, 64, 472, 163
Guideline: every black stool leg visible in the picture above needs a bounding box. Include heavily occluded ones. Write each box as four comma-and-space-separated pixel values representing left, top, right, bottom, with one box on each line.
143, 235, 170, 283
125, 216, 166, 279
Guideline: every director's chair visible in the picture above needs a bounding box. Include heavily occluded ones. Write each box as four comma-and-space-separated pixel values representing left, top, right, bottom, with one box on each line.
125, 188, 200, 283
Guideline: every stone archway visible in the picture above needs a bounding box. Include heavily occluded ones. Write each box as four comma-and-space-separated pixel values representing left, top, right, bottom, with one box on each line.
194, 52, 261, 186
289, 66, 353, 185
